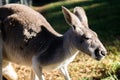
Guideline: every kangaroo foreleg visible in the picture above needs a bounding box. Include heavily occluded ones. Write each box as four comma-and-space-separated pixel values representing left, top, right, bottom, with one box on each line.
32, 57, 45, 80
60, 65, 71, 80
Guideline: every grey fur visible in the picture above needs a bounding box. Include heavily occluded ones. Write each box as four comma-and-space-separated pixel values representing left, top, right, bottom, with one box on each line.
0, 4, 107, 80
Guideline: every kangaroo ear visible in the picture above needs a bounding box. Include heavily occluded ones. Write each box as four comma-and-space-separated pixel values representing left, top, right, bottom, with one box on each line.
62, 6, 82, 27
74, 7, 88, 28
62, 6, 84, 34
62, 6, 73, 26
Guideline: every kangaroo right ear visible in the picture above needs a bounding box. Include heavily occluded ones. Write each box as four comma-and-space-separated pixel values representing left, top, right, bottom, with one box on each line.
73, 7, 88, 28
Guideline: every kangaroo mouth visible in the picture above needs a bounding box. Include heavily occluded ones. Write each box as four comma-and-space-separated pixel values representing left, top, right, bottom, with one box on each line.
95, 56, 103, 61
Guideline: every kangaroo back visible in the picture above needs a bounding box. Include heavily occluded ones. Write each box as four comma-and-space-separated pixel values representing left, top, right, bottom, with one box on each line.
0, 4, 61, 65
0, 4, 61, 36
1, 4, 62, 80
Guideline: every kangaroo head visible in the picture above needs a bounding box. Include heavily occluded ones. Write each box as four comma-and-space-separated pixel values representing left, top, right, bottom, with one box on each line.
62, 6, 107, 60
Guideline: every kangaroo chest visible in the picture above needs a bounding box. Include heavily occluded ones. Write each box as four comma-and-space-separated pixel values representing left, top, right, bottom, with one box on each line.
42, 51, 79, 71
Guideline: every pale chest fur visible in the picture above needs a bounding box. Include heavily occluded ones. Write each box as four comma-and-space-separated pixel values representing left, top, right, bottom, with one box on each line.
42, 51, 79, 71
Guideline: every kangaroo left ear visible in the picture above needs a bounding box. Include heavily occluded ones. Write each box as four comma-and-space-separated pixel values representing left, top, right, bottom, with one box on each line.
62, 6, 82, 28
74, 7, 88, 28
62, 6, 84, 35
62, 6, 73, 26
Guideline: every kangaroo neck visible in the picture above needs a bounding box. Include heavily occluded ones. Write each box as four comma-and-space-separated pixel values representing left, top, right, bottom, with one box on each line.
63, 28, 79, 55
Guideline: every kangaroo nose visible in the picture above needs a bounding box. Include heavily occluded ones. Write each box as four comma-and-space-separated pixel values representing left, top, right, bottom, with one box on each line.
95, 48, 107, 57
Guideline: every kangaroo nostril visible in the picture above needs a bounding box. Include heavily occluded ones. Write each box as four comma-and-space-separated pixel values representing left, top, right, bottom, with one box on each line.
100, 51, 106, 56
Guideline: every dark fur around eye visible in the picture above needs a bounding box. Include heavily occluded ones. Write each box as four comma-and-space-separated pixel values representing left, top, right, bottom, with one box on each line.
82, 34, 89, 40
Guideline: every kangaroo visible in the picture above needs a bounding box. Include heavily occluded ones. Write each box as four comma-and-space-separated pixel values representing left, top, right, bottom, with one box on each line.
0, 4, 107, 80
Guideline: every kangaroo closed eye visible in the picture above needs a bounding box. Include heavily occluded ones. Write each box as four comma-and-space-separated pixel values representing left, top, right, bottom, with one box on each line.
82, 34, 92, 40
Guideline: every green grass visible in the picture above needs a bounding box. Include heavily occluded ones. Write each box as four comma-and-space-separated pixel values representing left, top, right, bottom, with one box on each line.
35, 0, 120, 80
